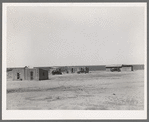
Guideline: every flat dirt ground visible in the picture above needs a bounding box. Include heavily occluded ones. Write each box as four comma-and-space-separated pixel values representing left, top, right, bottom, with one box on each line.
7, 70, 144, 110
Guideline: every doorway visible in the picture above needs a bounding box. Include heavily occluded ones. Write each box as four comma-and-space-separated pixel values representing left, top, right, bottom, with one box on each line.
30, 71, 33, 80
17, 73, 20, 79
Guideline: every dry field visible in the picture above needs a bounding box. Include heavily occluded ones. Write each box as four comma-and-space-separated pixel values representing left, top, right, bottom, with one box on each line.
7, 70, 144, 110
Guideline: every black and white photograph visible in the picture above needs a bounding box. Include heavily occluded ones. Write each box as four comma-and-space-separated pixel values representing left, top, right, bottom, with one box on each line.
2, 3, 147, 120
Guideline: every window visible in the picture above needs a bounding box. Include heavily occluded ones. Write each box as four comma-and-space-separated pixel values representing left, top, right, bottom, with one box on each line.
43, 72, 45, 76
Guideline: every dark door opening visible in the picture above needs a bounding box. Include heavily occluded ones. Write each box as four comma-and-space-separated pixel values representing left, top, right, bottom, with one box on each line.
131, 66, 133, 71
71, 68, 73, 73
30, 71, 33, 80
17, 73, 20, 79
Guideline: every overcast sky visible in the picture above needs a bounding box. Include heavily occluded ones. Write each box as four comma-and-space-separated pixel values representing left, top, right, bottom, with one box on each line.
6, 4, 146, 67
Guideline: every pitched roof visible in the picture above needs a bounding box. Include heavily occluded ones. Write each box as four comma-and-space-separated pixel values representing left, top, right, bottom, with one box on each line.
122, 64, 133, 67
106, 64, 122, 68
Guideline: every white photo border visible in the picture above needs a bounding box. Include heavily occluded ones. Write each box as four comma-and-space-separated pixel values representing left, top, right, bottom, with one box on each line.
2, 2, 147, 120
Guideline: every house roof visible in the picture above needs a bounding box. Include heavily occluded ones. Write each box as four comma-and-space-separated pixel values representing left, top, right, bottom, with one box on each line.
122, 64, 133, 67
106, 64, 133, 68
106, 64, 122, 68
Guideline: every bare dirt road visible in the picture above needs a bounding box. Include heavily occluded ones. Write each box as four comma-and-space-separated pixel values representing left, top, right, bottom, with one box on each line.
7, 70, 144, 110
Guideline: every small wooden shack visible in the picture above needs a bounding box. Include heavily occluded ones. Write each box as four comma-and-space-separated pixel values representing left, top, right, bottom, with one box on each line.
7, 66, 48, 81
106, 64, 133, 72
121, 64, 133, 71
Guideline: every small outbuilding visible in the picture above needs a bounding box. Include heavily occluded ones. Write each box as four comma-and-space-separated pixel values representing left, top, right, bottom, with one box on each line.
106, 65, 122, 72
106, 64, 133, 72
121, 64, 133, 71
7, 66, 48, 81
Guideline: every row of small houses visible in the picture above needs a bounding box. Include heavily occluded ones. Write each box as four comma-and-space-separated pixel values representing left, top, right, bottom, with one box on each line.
7, 64, 144, 81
